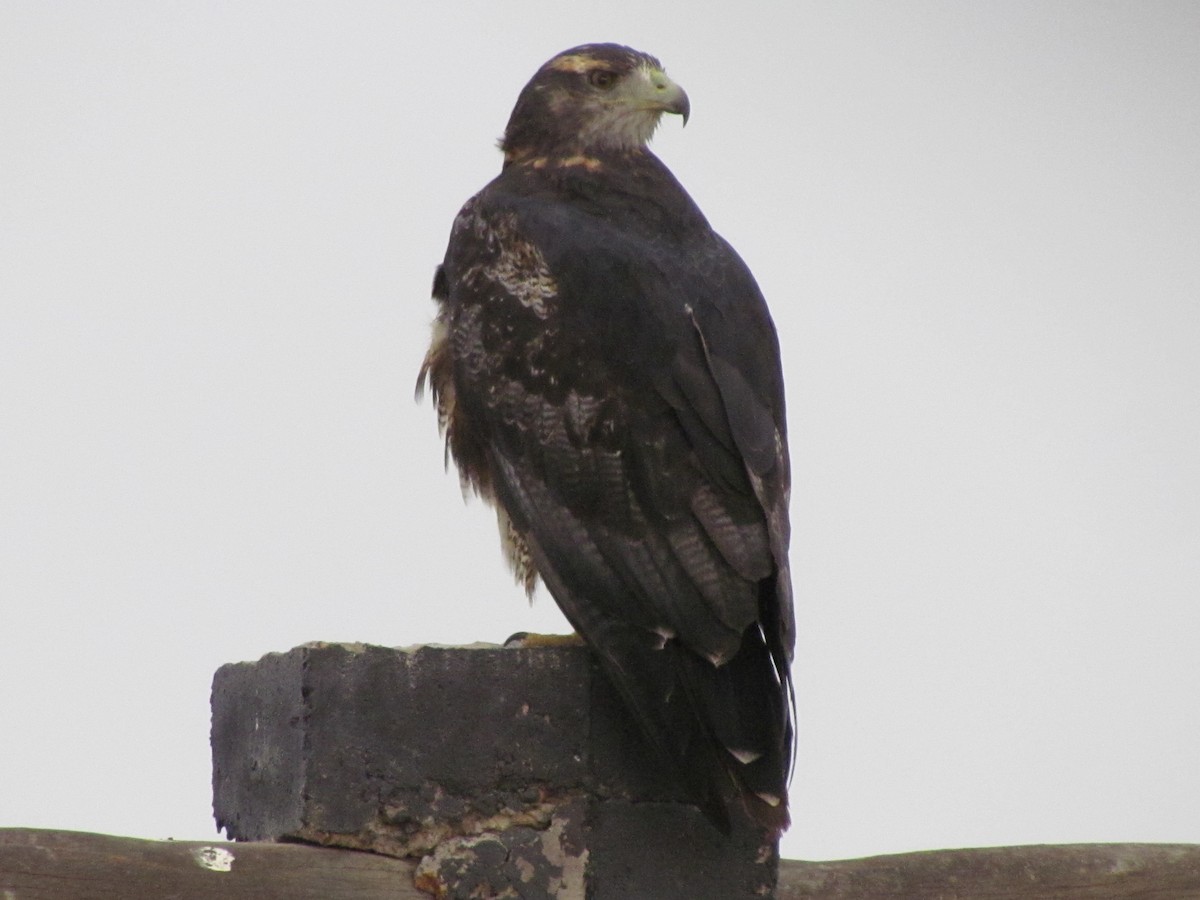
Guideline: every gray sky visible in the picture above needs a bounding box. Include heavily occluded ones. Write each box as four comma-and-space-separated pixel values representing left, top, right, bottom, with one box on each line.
2, 1, 1198, 863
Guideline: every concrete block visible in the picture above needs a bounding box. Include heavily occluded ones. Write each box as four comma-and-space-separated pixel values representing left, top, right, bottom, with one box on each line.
212, 642, 777, 898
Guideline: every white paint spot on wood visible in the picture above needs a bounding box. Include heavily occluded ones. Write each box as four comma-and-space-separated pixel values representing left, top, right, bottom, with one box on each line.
192, 845, 235, 873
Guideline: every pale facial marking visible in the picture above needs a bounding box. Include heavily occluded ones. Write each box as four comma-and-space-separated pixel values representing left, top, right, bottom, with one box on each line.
574, 64, 674, 151
547, 53, 613, 74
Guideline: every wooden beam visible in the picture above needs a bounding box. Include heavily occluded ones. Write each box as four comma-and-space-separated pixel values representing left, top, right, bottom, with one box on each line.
5, 830, 1200, 899
0, 829, 421, 900
778, 843, 1200, 899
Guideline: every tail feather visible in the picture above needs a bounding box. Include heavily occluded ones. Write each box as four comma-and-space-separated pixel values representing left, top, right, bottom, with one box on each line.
591, 611, 793, 837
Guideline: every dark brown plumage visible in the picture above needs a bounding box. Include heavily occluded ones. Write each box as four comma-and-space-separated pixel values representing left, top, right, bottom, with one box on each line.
418, 43, 794, 835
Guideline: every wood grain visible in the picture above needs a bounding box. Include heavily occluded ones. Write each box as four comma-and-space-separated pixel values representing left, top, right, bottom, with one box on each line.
0, 829, 422, 900
5, 830, 1200, 898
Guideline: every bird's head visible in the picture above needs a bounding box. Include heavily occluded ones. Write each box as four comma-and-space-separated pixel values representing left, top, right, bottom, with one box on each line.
500, 44, 690, 164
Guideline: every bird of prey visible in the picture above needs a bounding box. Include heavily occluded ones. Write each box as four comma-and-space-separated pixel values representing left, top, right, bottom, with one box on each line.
418, 43, 794, 836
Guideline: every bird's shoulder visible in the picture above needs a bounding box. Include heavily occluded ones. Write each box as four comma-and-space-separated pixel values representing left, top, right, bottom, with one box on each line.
443, 160, 769, 352
438, 157, 787, 484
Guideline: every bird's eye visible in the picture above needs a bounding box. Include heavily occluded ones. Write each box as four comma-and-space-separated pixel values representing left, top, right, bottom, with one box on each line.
588, 70, 617, 90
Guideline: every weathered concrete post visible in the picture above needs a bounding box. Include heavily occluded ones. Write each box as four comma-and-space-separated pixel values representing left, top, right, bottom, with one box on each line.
212, 642, 778, 899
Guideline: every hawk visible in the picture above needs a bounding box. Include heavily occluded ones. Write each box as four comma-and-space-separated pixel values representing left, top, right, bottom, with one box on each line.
418, 43, 794, 835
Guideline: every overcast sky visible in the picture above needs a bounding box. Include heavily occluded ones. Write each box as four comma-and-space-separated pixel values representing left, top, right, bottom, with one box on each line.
2, 1, 1198, 864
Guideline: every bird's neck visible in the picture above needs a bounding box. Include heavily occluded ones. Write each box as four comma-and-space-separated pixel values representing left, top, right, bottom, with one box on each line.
501, 147, 710, 237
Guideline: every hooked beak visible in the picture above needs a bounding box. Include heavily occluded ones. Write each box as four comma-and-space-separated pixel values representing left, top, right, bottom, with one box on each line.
648, 70, 690, 125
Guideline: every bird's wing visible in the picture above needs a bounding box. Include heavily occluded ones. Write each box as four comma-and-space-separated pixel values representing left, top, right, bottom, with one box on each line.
437, 187, 793, 832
